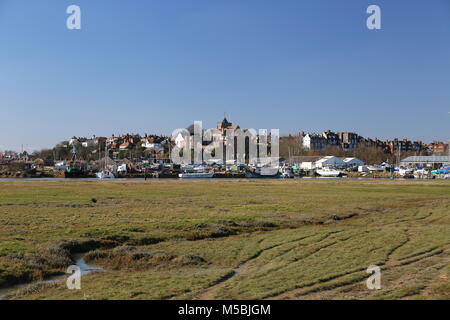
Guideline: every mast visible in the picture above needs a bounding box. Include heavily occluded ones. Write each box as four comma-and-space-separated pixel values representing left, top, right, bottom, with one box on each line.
104, 143, 107, 170
71, 144, 77, 161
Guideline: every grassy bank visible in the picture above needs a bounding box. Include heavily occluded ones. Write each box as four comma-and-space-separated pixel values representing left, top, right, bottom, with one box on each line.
0, 180, 449, 299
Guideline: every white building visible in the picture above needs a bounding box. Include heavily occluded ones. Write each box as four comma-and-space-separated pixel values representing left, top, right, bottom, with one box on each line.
142, 141, 162, 150
343, 157, 365, 167
287, 156, 321, 170
68, 137, 79, 146
302, 134, 326, 151
82, 139, 96, 148
400, 156, 450, 168
315, 156, 346, 168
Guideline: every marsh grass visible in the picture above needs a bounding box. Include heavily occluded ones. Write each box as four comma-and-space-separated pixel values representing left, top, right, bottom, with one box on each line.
84, 245, 207, 270
0, 180, 449, 299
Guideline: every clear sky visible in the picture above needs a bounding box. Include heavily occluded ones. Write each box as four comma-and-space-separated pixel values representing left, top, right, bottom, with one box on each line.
1, 0, 449, 151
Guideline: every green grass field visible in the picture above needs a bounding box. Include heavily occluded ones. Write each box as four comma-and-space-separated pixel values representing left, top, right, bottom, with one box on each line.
0, 179, 449, 300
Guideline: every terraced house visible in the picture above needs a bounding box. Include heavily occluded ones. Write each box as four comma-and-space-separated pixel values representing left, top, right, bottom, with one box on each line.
301, 130, 428, 154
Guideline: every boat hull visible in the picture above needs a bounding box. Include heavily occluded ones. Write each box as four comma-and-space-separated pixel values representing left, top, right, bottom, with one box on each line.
315, 169, 342, 177
64, 169, 92, 178
178, 172, 214, 179
155, 172, 179, 179
245, 172, 281, 179
96, 171, 115, 179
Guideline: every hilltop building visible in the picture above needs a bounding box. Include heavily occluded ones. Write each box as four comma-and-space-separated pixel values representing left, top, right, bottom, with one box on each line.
301, 130, 429, 154
428, 141, 448, 154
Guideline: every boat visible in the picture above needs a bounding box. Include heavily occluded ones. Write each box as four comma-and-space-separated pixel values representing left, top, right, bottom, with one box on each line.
315, 167, 343, 177
178, 166, 214, 178
96, 170, 115, 179
155, 171, 179, 179
96, 145, 116, 179
259, 167, 279, 176
213, 172, 246, 178
64, 161, 92, 178
245, 166, 280, 178
398, 167, 414, 177
413, 168, 430, 179
431, 167, 450, 179
178, 172, 214, 178
64, 166, 91, 178
432, 167, 450, 175
64, 145, 92, 178
366, 165, 385, 172
280, 165, 295, 178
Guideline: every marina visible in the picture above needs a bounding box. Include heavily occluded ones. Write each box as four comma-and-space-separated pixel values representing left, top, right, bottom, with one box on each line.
2, 159, 449, 180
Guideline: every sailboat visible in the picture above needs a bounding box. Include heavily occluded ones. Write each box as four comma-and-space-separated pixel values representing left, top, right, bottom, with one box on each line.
96, 145, 115, 179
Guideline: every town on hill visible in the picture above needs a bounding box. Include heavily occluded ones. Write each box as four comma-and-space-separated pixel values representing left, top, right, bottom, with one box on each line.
1, 118, 449, 179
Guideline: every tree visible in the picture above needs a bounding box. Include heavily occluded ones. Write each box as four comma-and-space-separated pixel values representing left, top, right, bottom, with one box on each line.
279, 135, 307, 158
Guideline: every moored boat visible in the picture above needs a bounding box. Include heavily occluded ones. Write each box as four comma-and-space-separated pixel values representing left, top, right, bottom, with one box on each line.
178, 172, 214, 178
155, 171, 179, 178
280, 166, 295, 178
315, 168, 343, 177
366, 165, 385, 172
96, 170, 116, 179
245, 166, 280, 178
431, 167, 450, 179
398, 167, 414, 177
96, 145, 116, 179
64, 162, 92, 178
64, 146, 92, 178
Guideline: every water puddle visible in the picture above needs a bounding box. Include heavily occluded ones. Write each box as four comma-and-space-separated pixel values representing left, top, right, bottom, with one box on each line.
72, 254, 104, 276
0, 254, 103, 299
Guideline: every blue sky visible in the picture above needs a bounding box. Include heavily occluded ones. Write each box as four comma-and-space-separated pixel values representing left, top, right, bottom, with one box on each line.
1, 0, 449, 151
